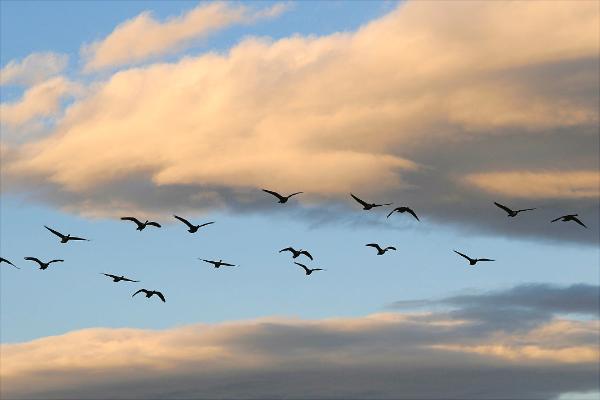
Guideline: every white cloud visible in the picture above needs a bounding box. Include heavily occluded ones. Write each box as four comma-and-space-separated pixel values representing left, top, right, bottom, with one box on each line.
0, 52, 68, 87
82, 2, 290, 71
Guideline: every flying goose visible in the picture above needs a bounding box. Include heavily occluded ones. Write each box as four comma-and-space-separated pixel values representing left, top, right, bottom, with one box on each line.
453, 250, 494, 266
294, 262, 325, 275
551, 214, 587, 228
387, 206, 419, 221
262, 189, 303, 204
120, 217, 161, 231
102, 273, 139, 283
173, 215, 214, 233
45, 225, 89, 243
24, 256, 64, 270
365, 243, 397, 255
200, 259, 236, 268
494, 202, 536, 217
132, 289, 166, 302
279, 247, 313, 260
350, 194, 392, 210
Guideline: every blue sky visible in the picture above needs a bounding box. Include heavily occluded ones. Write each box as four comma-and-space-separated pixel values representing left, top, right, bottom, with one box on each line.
1, 1, 598, 399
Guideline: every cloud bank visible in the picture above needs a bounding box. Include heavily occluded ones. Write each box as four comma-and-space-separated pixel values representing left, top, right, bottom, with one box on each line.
2, 1, 599, 243
0, 52, 68, 87
2, 283, 598, 399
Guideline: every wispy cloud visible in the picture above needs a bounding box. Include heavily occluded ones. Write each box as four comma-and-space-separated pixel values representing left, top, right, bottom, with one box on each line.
81, 2, 290, 72
0, 52, 68, 87
2, 283, 598, 399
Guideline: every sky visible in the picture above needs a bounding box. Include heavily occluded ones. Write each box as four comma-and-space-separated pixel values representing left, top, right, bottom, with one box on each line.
0, 1, 599, 399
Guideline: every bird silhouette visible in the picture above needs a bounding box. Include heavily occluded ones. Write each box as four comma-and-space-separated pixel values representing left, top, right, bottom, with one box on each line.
350, 193, 392, 210
366, 243, 397, 255
494, 202, 536, 217
200, 259, 236, 268
24, 256, 64, 270
0, 257, 20, 269
132, 289, 166, 302
45, 225, 89, 243
387, 206, 419, 220
173, 215, 214, 233
279, 247, 313, 260
551, 214, 587, 228
102, 273, 139, 283
294, 262, 324, 275
453, 250, 494, 266
262, 189, 303, 203
121, 217, 161, 231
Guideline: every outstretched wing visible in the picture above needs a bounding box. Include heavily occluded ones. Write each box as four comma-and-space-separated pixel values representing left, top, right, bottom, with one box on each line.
48, 259, 64, 264
350, 193, 369, 207
67, 236, 89, 241
122, 277, 140, 282
221, 262, 235, 267
300, 250, 313, 260
132, 289, 146, 297
494, 202, 514, 214
478, 258, 495, 262
516, 208, 536, 213
311, 268, 324, 272
121, 217, 142, 226
571, 216, 587, 228
550, 216, 563, 223
173, 215, 194, 228
453, 250, 471, 261
154, 291, 166, 302
262, 189, 285, 201
198, 221, 215, 228
385, 246, 397, 251
287, 192, 303, 198
374, 202, 393, 207
24, 256, 43, 266
45, 225, 65, 239
366, 243, 382, 251
200, 259, 214, 265
102, 273, 118, 279
279, 247, 294, 253
0, 257, 19, 269
387, 208, 398, 218
294, 262, 310, 273
146, 221, 161, 228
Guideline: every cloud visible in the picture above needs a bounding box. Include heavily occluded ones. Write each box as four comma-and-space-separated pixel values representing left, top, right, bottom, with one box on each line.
0, 52, 68, 87
0, 77, 81, 129
82, 2, 290, 71
1, 283, 598, 399
2, 1, 599, 243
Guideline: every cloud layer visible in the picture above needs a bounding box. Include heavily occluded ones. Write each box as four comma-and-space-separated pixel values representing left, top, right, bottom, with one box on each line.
2, 1, 599, 243
2, 283, 598, 399
82, 2, 289, 71
0, 52, 68, 87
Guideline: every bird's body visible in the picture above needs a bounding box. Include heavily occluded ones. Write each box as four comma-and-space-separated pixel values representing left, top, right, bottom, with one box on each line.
350, 194, 392, 210
173, 215, 214, 233
294, 262, 324, 275
453, 250, 494, 266
279, 247, 313, 260
121, 217, 161, 231
201, 259, 236, 269
0, 257, 19, 269
24, 256, 64, 270
102, 273, 139, 283
366, 243, 397, 255
132, 289, 166, 302
387, 206, 419, 220
494, 202, 536, 217
45, 226, 89, 243
262, 189, 303, 204
551, 214, 587, 228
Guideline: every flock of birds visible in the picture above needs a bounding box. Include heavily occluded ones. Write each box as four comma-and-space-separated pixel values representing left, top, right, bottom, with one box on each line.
0, 189, 588, 303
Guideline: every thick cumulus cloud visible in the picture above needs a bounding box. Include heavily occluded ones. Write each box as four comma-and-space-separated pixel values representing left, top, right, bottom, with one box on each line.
2, 1, 599, 242
82, 2, 290, 71
1, 283, 598, 399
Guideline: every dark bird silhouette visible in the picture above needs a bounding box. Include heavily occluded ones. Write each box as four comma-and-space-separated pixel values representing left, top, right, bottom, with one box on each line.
366, 243, 397, 255
262, 189, 303, 203
121, 217, 161, 231
453, 250, 494, 266
173, 215, 214, 233
350, 193, 392, 210
200, 259, 236, 268
494, 202, 536, 217
132, 289, 166, 302
0, 257, 20, 269
294, 262, 324, 275
102, 273, 139, 283
551, 214, 587, 228
387, 206, 419, 220
45, 225, 89, 243
24, 256, 64, 270
279, 247, 313, 260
